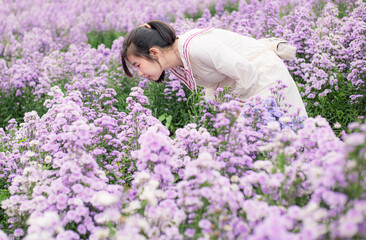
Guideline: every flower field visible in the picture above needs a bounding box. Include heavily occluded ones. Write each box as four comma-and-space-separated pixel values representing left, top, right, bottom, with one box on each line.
0, 0, 365, 239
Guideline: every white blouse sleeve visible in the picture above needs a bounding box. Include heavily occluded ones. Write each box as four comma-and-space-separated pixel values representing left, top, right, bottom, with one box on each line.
190, 39, 259, 99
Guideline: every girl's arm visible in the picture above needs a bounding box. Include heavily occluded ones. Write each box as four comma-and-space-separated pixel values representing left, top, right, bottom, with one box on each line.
191, 39, 259, 99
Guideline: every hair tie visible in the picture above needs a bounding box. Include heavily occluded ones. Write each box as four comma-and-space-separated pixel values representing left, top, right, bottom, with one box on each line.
140, 23, 151, 29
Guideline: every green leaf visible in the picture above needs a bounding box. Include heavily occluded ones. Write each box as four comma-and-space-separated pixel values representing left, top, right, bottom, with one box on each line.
158, 113, 166, 122
166, 115, 173, 124
199, 182, 211, 188
277, 153, 286, 173
0, 190, 10, 203
166, 115, 173, 128
173, 173, 180, 183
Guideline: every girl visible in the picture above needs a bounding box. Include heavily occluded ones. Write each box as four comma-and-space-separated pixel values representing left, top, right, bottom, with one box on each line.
121, 20, 307, 117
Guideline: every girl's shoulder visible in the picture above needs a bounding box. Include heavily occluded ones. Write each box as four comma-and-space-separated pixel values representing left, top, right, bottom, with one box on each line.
179, 28, 214, 39
178, 28, 216, 50
180, 28, 248, 44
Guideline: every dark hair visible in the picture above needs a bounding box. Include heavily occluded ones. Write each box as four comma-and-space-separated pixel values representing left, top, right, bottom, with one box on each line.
121, 20, 177, 82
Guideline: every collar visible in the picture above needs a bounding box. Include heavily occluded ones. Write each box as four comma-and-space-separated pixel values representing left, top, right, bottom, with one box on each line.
170, 27, 214, 91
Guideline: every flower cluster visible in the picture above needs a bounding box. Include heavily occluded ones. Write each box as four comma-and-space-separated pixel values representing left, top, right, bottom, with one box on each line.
1, 0, 366, 239
1, 87, 125, 239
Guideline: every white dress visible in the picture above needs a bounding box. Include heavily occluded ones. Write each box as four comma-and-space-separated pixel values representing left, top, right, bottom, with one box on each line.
170, 28, 308, 117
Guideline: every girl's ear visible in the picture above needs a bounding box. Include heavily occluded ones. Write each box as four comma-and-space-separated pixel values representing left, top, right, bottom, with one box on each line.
149, 47, 159, 58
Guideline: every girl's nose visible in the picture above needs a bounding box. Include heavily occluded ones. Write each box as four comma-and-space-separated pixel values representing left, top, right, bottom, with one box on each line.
138, 70, 144, 76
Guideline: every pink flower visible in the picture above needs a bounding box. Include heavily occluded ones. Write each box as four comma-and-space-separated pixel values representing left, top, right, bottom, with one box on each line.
339, 221, 358, 238
198, 219, 212, 230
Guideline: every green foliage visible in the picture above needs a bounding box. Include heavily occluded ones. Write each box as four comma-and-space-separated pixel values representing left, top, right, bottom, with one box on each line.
311, 0, 329, 18
336, 0, 357, 18
305, 81, 365, 136
158, 113, 173, 130
0, 189, 10, 233
185, 90, 213, 128
185, 5, 215, 21
87, 30, 125, 49
143, 80, 194, 134
0, 39, 5, 59
311, 0, 355, 19
185, 1, 239, 21
342, 123, 366, 200
223, 1, 240, 14
0, 87, 47, 129
108, 72, 140, 113
279, 3, 295, 19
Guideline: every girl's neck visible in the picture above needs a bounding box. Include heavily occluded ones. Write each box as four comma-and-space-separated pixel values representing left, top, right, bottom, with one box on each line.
164, 39, 183, 69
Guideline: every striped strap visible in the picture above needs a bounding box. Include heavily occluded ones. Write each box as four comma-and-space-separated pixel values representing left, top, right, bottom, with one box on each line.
170, 28, 214, 91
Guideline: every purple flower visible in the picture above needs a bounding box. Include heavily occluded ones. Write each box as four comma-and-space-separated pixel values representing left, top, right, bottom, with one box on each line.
56, 194, 68, 205
0, 230, 9, 240
77, 224, 87, 235
14, 228, 24, 237
338, 221, 358, 238
184, 228, 195, 238
198, 219, 212, 230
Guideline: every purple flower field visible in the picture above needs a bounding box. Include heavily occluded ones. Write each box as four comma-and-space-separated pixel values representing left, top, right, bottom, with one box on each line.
0, 0, 365, 239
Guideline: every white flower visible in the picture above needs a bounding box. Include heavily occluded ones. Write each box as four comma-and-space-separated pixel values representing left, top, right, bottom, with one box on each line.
230, 184, 239, 192
307, 166, 323, 186
27, 211, 60, 228
95, 209, 121, 224
125, 215, 151, 233
223, 225, 233, 231
23, 167, 36, 178
267, 121, 280, 130
267, 177, 281, 188
303, 202, 319, 216
313, 208, 328, 221
134, 171, 150, 185
29, 140, 40, 147
94, 228, 110, 239
230, 175, 239, 183
139, 180, 159, 206
253, 160, 273, 172
346, 160, 357, 170
44, 156, 52, 164
155, 189, 165, 199
173, 210, 187, 225
279, 116, 292, 123
201, 131, 211, 139
149, 179, 159, 189
20, 155, 29, 163
25, 151, 35, 157
92, 191, 118, 207
55, 113, 65, 119
122, 200, 141, 214
0, 230, 8, 240
258, 142, 280, 152
197, 152, 212, 161
68, 197, 83, 206
333, 122, 341, 129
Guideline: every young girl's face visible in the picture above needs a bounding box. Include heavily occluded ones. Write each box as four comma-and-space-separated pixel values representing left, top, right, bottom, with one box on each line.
127, 54, 163, 81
